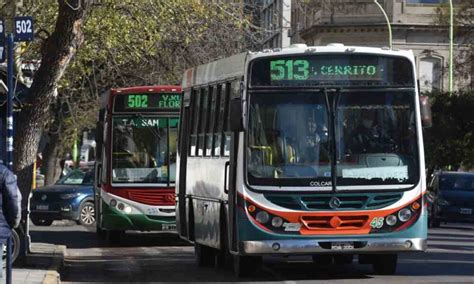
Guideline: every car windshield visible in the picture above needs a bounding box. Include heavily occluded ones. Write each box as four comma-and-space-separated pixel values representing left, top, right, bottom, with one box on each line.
335, 90, 419, 186
56, 170, 93, 185
246, 90, 419, 188
440, 175, 474, 191
111, 116, 178, 185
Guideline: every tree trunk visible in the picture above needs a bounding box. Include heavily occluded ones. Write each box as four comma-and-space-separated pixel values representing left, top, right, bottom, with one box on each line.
42, 132, 63, 186
13, 0, 91, 258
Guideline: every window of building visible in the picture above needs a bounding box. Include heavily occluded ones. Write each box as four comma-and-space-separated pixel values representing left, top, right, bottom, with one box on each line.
419, 56, 443, 93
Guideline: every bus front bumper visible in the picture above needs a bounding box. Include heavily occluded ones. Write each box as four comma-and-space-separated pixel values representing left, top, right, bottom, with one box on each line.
240, 237, 426, 255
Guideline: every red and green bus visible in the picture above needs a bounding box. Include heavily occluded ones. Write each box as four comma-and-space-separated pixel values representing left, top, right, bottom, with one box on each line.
95, 86, 181, 243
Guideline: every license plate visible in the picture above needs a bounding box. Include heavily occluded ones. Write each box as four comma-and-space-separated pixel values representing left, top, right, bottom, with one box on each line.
36, 205, 49, 211
460, 208, 472, 215
162, 224, 176, 231
331, 242, 354, 250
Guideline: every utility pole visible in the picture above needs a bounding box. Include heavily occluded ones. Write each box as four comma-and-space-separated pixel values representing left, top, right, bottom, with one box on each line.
448, 0, 454, 95
374, 0, 392, 49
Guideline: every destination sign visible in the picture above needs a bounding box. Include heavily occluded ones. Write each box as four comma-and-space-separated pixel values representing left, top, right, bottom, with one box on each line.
250, 54, 414, 87
114, 117, 179, 128
114, 93, 181, 112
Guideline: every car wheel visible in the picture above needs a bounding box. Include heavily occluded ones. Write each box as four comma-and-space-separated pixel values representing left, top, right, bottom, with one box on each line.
31, 217, 53, 226
2, 229, 20, 268
79, 202, 96, 226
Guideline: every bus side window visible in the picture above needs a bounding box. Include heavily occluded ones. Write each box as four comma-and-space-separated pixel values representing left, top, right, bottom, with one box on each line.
223, 81, 237, 157
208, 85, 220, 157
213, 84, 224, 157
189, 88, 200, 157
198, 87, 209, 157
205, 86, 217, 157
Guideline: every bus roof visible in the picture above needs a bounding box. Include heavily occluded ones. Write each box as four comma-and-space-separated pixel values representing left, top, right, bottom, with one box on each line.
181, 44, 415, 89
111, 85, 181, 94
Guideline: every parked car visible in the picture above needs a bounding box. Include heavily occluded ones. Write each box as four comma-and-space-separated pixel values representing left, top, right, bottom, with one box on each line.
427, 171, 474, 227
30, 169, 95, 226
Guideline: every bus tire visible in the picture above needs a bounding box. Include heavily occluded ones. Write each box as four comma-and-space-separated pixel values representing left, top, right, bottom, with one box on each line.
372, 254, 397, 275
233, 255, 261, 278
194, 243, 214, 267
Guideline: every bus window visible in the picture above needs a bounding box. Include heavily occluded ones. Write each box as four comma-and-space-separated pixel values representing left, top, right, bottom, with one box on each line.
190, 89, 200, 157
214, 84, 226, 156
198, 88, 209, 156
206, 86, 217, 156
223, 82, 233, 157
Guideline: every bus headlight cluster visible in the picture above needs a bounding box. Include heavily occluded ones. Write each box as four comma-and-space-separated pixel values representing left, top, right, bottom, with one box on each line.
247, 204, 286, 229
384, 201, 421, 226
110, 199, 132, 214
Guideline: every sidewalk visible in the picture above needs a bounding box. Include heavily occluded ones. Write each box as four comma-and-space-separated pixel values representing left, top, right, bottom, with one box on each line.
10, 242, 65, 284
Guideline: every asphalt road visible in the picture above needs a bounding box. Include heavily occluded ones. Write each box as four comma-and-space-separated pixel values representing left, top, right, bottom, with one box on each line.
30, 221, 474, 283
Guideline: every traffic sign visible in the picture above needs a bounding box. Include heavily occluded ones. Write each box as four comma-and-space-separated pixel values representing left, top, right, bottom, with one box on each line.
14, 16, 34, 42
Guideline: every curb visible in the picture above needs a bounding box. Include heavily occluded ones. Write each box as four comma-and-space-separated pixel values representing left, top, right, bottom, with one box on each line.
42, 245, 66, 284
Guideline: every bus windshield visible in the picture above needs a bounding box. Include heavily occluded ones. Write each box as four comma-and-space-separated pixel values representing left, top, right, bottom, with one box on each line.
336, 90, 419, 186
111, 116, 178, 185
247, 92, 332, 186
246, 90, 419, 188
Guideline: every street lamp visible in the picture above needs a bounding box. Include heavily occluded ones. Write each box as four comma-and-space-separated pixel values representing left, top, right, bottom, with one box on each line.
448, 0, 453, 95
374, 0, 392, 49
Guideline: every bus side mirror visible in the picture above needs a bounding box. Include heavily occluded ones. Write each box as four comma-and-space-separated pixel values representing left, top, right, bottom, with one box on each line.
420, 95, 432, 128
229, 98, 243, 132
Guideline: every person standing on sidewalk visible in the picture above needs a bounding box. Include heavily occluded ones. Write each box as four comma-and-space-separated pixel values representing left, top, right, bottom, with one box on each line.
0, 161, 22, 278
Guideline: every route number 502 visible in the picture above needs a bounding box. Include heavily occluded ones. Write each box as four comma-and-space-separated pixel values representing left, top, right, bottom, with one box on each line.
14, 16, 34, 42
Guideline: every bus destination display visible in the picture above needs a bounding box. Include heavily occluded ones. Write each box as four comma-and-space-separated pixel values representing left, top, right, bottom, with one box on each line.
114, 93, 181, 112
250, 54, 414, 87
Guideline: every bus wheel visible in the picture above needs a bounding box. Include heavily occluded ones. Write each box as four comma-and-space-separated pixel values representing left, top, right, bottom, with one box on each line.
233, 255, 262, 278
312, 254, 333, 266
194, 243, 214, 267
372, 254, 397, 275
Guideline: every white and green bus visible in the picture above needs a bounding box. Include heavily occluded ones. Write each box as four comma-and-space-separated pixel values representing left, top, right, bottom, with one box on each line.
176, 44, 432, 276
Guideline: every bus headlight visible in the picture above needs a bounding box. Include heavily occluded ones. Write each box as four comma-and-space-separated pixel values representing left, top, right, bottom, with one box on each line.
398, 208, 412, 222
256, 211, 270, 224
271, 217, 283, 228
110, 199, 117, 207
386, 215, 397, 226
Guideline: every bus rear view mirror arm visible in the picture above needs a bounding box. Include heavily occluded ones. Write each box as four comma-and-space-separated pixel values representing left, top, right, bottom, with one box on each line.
420, 96, 432, 128
230, 98, 244, 132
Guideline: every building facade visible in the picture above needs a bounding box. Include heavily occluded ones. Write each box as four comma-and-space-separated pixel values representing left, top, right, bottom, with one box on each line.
258, 0, 293, 48
290, 0, 472, 93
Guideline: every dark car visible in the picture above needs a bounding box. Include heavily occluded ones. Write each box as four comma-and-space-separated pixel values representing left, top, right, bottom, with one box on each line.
427, 171, 474, 227
30, 169, 95, 226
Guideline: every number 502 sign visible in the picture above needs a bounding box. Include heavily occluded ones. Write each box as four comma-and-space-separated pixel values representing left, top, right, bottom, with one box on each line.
14, 16, 34, 42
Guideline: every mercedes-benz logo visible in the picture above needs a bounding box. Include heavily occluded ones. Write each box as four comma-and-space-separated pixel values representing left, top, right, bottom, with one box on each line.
41, 195, 47, 201
329, 197, 341, 209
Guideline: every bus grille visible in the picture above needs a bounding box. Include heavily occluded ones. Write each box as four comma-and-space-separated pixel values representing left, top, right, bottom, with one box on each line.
301, 215, 369, 230
128, 190, 175, 206
264, 193, 402, 211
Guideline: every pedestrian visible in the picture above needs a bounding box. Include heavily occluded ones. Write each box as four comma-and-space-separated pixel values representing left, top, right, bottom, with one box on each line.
0, 161, 22, 278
